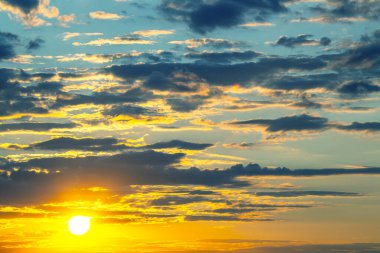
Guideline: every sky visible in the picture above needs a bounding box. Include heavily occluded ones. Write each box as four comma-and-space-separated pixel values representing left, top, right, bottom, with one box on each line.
0, 0, 380, 252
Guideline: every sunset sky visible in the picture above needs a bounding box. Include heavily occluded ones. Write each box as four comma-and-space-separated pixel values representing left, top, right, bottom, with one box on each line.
1, 0, 380, 252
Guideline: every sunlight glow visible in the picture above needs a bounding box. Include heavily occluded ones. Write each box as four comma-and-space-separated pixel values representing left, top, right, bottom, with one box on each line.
68, 216, 91, 236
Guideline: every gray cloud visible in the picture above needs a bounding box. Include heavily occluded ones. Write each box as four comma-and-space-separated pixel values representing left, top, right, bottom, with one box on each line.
274, 34, 331, 48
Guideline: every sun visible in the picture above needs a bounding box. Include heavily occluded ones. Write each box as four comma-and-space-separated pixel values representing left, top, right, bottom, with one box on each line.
68, 216, 91, 236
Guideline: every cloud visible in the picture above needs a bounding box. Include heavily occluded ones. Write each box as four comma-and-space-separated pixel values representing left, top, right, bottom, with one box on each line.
160, 0, 289, 34
53, 87, 155, 109
62, 32, 103, 41
311, 0, 380, 22
89, 11, 124, 20
255, 190, 361, 197
26, 38, 45, 50
57, 13, 76, 27
337, 122, 380, 132
0, 122, 77, 132
231, 114, 330, 132
0, 31, 20, 60
266, 73, 338, 91
72, 35, 154, 46
19, 137, 213, 151
166, 97, 205, 112
169, 38, 245, 49
2, 0, 39, 13
132, 30, 175, 37
240, 22, 274, 27
145, 140, 213, 150
105, 57, 326, 87
185, 50, 261, 63
273, 34, 331, 48
337, 81, 380, 98
0, 0, 59, 27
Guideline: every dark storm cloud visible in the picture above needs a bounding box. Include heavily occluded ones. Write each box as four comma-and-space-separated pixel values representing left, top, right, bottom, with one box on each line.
22, 137, 213, 151
3, 0, 40, 13
255, 190, 361, 197
160, 0, 290, 34
231, 114, 330, 132
337, 81, 380, 97
105, 57, 326, 86
185, 50, 261, 63
274, 35, 331, 48
26, 38, 45, 50
0, 122, 77, 132
0, 31, 20, 60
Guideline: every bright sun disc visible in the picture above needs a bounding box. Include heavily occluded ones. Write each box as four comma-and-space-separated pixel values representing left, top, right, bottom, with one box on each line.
68, 216, 91, 236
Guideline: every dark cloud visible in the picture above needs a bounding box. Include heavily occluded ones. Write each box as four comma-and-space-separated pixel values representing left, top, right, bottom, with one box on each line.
267, 73, 338, 91
22, 137, 213, 151
292, 94, 323, 109
2, 156, 380, 204
185, 50, 261, 63
337, 81, 380, 97
145, 140, 213, 150
274, 35, 331, 48
255, 190, 361, 197
312, 0, 380, 22
166, 97, 205, 112
231, 114, 330, 132
337, 122, 380, 132
3, 0, 40, 13
26, 38, 45, 50
53, 88, 155, 109
29, 137, 118, 150
335, 30, 380, 68
0, 31, 20, 60
143, 71, 197, 92
105, 57, 326, 87
0, 122, 77, 132
160, 0, 290, 34
0, 75, 63, 116
185, 215, 250, 221
250, 243, 380, 253
102, 104, 159, 117
151, 196, 211, 206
